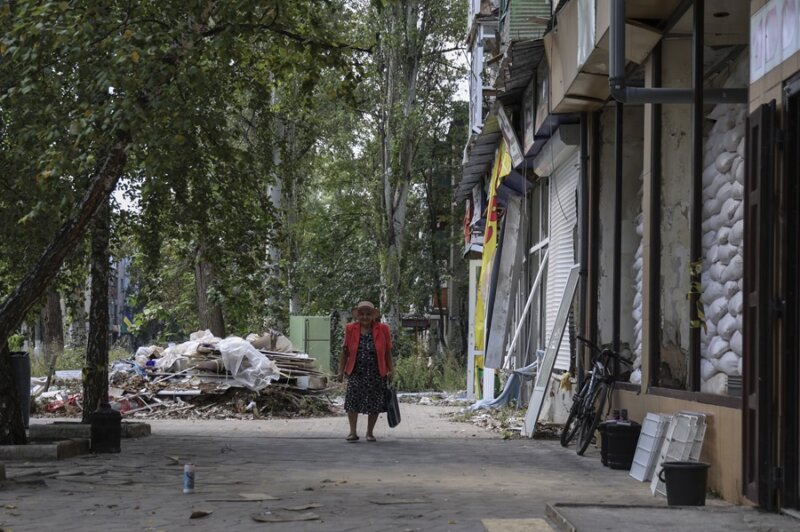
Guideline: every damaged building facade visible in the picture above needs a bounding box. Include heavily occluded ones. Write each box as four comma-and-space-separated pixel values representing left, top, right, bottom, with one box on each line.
458, 0, 800, 510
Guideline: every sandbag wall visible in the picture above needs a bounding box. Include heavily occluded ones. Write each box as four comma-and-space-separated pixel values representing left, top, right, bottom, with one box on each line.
630, 210, 644, 385
627, 56, 747, 391
699, 102, 746, 394
699, 58, 748, 395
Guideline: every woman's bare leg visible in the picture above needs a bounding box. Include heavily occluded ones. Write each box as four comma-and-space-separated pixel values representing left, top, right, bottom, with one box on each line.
366, 413, 378, 438
347, 411, 358, 437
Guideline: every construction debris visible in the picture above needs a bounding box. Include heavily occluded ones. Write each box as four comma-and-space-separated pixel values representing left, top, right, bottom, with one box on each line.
34, 329, 337, 420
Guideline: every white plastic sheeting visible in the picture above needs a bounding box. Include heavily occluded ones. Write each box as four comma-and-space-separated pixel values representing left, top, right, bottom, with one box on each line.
218, 337, 280, 391
139, 330, 281, 392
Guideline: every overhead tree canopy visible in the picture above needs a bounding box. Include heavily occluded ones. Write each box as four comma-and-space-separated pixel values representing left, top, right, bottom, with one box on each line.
0, 0, 362, 444
0, 0, 467, 444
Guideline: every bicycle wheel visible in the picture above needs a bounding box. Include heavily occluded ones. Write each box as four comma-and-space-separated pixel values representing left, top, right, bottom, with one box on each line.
560, 379, 589, 447
576, 382, 607, 456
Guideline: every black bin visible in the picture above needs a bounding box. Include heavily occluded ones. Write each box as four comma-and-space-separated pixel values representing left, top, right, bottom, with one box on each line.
599, 421, 641, 469
90, 403, 122, 453
658, 461, 710, 506
10, 351, 30, 429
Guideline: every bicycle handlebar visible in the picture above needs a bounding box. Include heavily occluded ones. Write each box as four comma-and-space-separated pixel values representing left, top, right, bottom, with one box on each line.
576, 335, 633, 366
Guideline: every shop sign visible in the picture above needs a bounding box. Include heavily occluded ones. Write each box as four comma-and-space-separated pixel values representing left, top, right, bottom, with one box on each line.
496, 104, 524, 168
523, 76, 536, 155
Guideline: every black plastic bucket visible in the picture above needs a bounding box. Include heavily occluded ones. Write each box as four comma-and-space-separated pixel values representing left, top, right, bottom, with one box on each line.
658, 461, 710, 506
10, 351, 30, 429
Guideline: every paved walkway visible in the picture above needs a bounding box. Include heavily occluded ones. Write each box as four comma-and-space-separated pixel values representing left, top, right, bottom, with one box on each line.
1, 405, 798, 531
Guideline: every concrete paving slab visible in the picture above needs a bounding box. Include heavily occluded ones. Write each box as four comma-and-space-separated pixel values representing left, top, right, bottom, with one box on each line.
0, 405, 796, 531
546, 503, 800, 532
483, 518, 556, 531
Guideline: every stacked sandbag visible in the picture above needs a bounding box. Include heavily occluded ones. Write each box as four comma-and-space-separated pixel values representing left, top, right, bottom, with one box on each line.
699, 58, 748, 395
630, 211, 644, 385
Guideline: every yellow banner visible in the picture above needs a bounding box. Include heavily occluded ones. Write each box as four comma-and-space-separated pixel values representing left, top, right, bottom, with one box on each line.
474, 141, 511, 350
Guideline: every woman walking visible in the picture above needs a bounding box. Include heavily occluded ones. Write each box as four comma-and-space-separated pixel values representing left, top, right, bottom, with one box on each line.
338, 300, 393, 442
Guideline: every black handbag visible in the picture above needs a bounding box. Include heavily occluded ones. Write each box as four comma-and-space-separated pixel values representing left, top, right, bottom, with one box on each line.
385, 385, 401, 428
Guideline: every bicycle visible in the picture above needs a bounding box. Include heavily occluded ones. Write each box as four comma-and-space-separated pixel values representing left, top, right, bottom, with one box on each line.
560, 336, 632, 456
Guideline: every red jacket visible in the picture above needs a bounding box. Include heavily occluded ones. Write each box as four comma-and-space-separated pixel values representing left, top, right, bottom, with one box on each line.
343, 321, 392, 377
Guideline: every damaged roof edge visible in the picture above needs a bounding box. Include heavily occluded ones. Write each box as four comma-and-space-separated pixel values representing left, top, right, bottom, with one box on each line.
456, 39, 546, 204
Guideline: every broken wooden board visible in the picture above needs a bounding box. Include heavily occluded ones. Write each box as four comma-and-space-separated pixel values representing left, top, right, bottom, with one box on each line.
206, 493, 281, 502
190, 509, 213, 519
369, 498, 432, 505
281, 503, 323, 511
522, 263, 580, 438
250, 511, 320, 523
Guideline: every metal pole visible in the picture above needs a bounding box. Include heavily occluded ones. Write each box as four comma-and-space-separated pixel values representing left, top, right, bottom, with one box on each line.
689, 0, 704, 391
614, 100, 623, 373
504, 250, 549, 361
579, 113, 589, 384
589, 112, 601, 350
648, 43, 663, 389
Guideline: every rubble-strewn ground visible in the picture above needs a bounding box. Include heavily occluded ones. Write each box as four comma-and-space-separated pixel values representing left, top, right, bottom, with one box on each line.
35, 382, 555, 440
398, 392, 561, 440
34, 375, 339, 421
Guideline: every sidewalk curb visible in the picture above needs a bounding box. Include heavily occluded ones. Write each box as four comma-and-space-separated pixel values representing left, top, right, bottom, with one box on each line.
545, 503, 576, 532
29, 421, 151, 441
0, 438, 90, 461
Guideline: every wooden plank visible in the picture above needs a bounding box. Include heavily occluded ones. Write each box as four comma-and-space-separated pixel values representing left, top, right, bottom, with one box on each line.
522, 264, 580, 437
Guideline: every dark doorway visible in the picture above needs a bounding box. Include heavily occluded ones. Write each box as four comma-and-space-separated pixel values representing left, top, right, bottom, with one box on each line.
743, 101, 776, 510
783, 78, 800, 511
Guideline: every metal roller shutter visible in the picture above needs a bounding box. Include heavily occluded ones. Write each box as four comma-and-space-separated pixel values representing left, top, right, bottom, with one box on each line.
546, 150, 580, 371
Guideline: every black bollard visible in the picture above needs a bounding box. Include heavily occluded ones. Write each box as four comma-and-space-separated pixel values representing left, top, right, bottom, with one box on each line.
10, 352, 31, 429
90, 402, 122, 453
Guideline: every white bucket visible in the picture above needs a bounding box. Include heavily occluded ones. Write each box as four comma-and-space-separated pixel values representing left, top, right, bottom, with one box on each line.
295, 376, 309, 389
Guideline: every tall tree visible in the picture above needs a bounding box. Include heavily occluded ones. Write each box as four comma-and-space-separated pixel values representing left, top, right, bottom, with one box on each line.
369, 0, 464, 331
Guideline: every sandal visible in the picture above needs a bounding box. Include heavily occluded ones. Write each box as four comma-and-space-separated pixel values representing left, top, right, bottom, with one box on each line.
346, 434, 359, 442
366, 435, 376, 442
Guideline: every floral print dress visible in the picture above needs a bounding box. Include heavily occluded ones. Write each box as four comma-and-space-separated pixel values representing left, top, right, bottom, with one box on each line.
344, 331, 387, 414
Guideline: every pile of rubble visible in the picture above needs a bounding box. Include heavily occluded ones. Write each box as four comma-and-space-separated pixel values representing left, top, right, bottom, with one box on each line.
35, 330, 339, 420
394, 392, 560, 440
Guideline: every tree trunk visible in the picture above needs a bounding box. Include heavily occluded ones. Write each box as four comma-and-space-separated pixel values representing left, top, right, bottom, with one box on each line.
83, 200, 111, 422
264, 87, 286, 330
195, 243, 226, 338
423, 166, 449, 354
285, 120, 302, 317
42, 287, 65, 392
66, 284, 88, 349
0, 134, 129, 444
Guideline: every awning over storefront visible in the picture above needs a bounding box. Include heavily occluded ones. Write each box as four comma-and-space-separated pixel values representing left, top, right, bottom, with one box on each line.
495, 40, 545, 105
457, 111, 501, 202
458, 38, 547, 204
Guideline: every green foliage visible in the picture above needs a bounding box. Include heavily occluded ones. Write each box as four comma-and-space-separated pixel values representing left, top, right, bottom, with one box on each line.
393, 355, 434, 391
8, 333, 24, 352
393, 343, 465, 392
0, 0, 361, 335
0, 0, 469, 366
688, 259, 707, 332
29, 348, 85, 377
